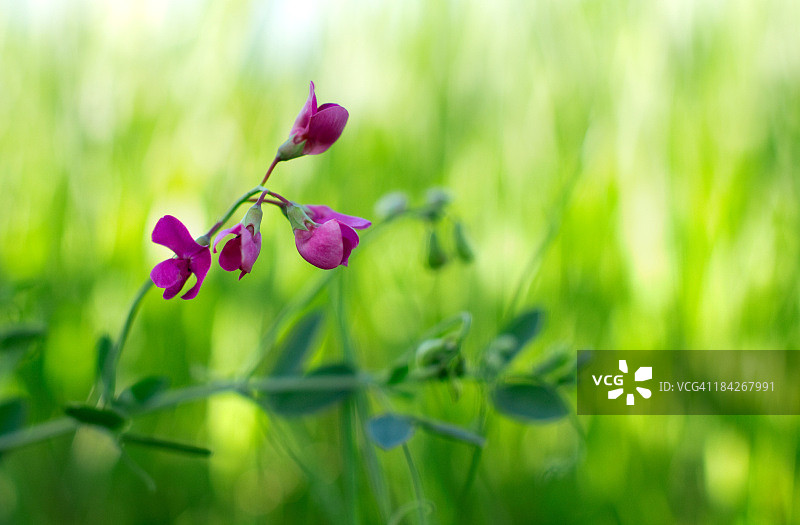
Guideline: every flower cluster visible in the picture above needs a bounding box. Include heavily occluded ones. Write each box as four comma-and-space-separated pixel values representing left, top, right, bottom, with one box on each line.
150, 82, 370, 300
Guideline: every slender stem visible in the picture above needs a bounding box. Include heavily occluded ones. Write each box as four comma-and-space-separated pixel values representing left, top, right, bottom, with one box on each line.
255, 157, 281, 206
102, 278, 154, 404
0, 418, 77, 452
260, 156, 280, 186
205, 185, 267, 238
402, 444, 428, 525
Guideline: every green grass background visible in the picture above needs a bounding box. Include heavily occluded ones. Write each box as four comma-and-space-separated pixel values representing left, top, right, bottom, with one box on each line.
2, 1, 800, 523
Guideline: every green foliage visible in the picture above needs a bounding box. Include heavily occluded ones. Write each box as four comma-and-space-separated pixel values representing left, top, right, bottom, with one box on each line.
116, 376, 171, 407
0, 398, 26, 436
270, 311, 325, 377
64, 405, 126, 431
367, 414, 416, 450
265, 363, 357, 416
120, 433, 211, 457
0, 326, 46, 353
492, 381, 569, 423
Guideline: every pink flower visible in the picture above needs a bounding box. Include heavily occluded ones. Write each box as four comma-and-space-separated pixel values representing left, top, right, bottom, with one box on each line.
150, 215, 212, 300
290, 204, 371, 270
277, 81, 349, 160
212, 207, 262, 280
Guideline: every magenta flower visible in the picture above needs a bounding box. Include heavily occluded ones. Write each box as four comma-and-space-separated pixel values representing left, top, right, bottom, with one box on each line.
213, 205, 263, 280
277, 81, 349, 160
150, 215, 212, 300
291, 204, 371, 270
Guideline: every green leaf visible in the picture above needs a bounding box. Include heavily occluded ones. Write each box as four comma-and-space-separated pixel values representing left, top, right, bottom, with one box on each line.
367, 414, 416, 450
267, 363, 356, 416
413, 417, 485, 447
64, 405, 126, 431
426, 230, 448, 269
95, 334, 113, 391
502, 309, 544, 352
0, 326, 46, 353
492, 382, 569, 423
453, 221, 475, 263
532, 346, 572, 379
387, 363, 409, 385
121, 433, 212, 457
0, 398, 26, 436
484, 309, 545, 375
270, 311, 324, 377
117, 376, 171, 406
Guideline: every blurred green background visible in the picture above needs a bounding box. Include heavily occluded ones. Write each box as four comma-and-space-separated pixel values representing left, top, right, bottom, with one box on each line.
2, 0, 800, 523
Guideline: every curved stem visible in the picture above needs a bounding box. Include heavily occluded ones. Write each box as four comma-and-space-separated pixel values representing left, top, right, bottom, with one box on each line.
102, 278, 154, 404
205, 185, 267, 239
255, 157, 281, 206
402, 444, 428, 525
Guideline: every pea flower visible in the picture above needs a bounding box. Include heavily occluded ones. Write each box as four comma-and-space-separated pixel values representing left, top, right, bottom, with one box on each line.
287, 203, 371, 270
213, 205, 263, 280
277, 81, 349, 161
150, 215, 212, 300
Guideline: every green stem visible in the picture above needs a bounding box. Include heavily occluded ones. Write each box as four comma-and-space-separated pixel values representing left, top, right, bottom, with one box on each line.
2, 373, 374, 452
102, 278, 153, 404
0, 418, 77, 452
205, 185, 267, 238
402, 444, 428, 525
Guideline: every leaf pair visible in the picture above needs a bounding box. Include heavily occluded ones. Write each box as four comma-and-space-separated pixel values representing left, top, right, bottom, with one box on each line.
367, 413, 485, 451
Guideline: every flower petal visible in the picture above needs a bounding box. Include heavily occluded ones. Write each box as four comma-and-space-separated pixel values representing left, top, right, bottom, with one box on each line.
152, 215, 202, 258
306, 205, 371, 230
181, 248, 212, 300
219, 236, 243, 272
212, 223, 243, 253
150, 258, 189, 289
338, 223, 360, 267
239, 229, 261, 275
294, 221, 343, 270
303, 104, 349, 155
289, 81, 318, 137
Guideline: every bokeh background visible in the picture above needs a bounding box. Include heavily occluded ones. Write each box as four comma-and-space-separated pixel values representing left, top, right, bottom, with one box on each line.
2, 0, 800, 523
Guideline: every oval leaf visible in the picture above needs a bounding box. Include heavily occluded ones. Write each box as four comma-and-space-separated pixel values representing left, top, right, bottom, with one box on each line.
65, 405, 126, 431
426, 230, 448, 269
413, 417, 485, 447
121, 433, 211, 457
270, 311, 324, 377
492, 382, 569, 423
267, 363, 356, 416
453, 221, 475, 263
0, 398, 27, 436
0, 326, 46, 353
118, 376, 171, 406
367, 414, 415, 450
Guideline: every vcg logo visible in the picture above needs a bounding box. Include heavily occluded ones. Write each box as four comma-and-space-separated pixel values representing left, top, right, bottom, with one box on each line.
592, 360, 652, 406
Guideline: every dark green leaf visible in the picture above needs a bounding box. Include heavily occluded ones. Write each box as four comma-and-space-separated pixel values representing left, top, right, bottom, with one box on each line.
0, 326, 46, 353
64, 405, 126, 431
484, 309, 545, 375
453, 221, 475, 263
426, 230, 448, 269
121, 433, 211, 457
0, 398, 26, 436
118, 376, 171, 406
270, 311, 324, 377
95, 334, 113, 389
387, 363, 409, 385
268, 363, 356, 416
367, 414, 415, 450
414, 417, 485, 447
502, 309, 544, 352
492, 382, 569, 423
532, 346, 572, 378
